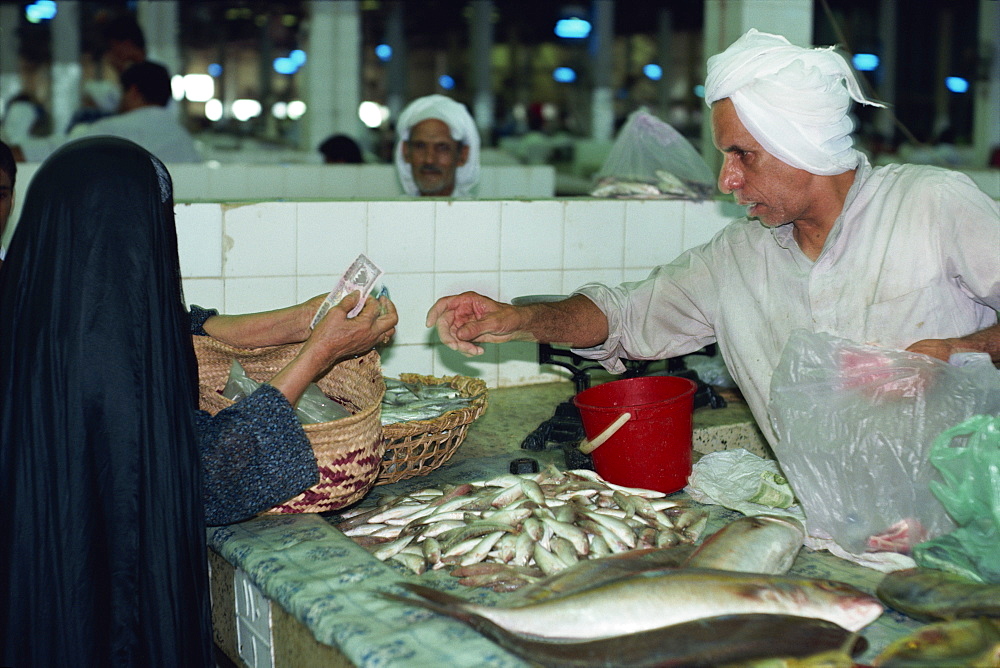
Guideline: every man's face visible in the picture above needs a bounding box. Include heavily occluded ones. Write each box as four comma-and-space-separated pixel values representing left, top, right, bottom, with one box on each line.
711, 98, 817, 227
403, 119, 469, 196
0, 169, 13, 237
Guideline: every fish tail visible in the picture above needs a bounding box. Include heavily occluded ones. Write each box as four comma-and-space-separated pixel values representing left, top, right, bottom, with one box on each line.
398, 582, 472, 609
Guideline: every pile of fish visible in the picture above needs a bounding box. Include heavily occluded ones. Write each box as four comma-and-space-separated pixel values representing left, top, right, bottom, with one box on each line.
590, 170, 715, 200
335, 466, 711, 589
380, 378, 477, 425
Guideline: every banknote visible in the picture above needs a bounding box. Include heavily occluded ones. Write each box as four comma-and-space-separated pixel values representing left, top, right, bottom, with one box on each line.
310, 254, 384, 328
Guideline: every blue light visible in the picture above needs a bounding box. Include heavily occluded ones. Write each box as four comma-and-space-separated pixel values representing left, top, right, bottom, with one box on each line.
207, 63, 223, 77
553, 67, 577, 83
375, 44, 392, 62
945, 76, 969, 93
273, 57, 297, 75
643, 64, 663, 81
289, 50, 306, 66
438, 75, 455, 90
555, 17, 591, 39
693, 84, 705, 98
25, 0, 57, 22
853, 53, 879, 72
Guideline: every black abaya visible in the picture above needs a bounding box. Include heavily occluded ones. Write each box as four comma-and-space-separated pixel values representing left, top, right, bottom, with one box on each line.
0, 137, 214, 667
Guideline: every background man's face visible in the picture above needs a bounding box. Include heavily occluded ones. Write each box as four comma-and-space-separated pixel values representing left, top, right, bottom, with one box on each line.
403, 119, 469, 196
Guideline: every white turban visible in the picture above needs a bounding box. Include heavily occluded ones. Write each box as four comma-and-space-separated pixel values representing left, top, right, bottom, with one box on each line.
394, 94, 481, 197
705, 29, 885, 175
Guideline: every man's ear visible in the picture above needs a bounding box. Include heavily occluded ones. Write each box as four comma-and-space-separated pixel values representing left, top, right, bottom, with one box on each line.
457, 144, 470, 166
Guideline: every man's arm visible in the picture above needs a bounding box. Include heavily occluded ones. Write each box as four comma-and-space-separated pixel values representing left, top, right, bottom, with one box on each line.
906, 323, 1000, 363
425, 292, 608, 356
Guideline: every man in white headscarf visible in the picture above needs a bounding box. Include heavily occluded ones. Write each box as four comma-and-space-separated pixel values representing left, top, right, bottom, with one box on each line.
425, 30, 999, 450
394, 94, 480, 197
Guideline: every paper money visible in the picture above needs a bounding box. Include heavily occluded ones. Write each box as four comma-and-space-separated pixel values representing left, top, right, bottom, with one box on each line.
310, 254, 384, 328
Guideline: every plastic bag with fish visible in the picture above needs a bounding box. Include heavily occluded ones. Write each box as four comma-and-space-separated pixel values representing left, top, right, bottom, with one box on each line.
769, 331, 1000, 555
590, 109, 715, 200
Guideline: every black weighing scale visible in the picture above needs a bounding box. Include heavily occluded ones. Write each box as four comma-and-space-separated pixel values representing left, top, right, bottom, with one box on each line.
509, 295, 726, 474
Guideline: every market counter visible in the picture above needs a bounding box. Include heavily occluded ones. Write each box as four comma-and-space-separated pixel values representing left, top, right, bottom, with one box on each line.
208, 381, 919, 667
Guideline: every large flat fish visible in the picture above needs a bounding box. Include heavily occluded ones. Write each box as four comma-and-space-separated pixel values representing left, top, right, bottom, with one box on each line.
872, 617, 1000, 667
876, 568, 1000, 622
505, 545, 694, 606
393, 567, 884, 639
379, 599, 866, 668
683, 514, 805, 575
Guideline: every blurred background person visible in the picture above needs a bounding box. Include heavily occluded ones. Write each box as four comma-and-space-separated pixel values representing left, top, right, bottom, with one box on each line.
318, 133, 364, 164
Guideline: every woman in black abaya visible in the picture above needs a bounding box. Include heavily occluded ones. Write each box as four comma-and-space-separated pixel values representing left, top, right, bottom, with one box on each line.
0, 137, 396, 666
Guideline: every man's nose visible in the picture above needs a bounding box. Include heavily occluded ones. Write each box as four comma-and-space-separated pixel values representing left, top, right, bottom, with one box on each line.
718, 159, 742, 194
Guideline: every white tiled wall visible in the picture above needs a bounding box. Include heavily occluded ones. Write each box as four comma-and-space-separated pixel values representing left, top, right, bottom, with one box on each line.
176, 198, 744, 387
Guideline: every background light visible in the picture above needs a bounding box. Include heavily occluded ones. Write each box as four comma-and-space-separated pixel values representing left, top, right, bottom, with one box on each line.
286, 100, 307, 120
853, 53, 880, 72
273, 57, 297, 75
555, 17, 591, 39
553, 67, 576, 83
359, 101, 388, 129
693, 84, 705, 98
438, 74, 455, 90
170, 75, 185, 101
945, 76, 969, 93
375, 44, 392, 62
205, 99, 223, 122
182, 74, 215, 102
289, 50, 306, 66
272, 101, 288, 120
207, 63, 223, 77
232, 99, 262, 122
643, 64, 663, 81
25, 1, 56, 23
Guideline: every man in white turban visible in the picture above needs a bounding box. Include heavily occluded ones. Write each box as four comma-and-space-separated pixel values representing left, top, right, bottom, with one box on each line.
425, 30, 999, 451
394, 94, 480, 197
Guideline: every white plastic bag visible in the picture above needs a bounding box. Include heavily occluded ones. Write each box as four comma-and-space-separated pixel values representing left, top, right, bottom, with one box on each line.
768, 330, 1000, 555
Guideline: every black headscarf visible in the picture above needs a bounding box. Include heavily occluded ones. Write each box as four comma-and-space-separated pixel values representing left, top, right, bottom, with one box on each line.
0, 137, 213, 667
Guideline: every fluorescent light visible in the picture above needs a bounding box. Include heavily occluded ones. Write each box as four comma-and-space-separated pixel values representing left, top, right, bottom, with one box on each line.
853, 53, 879, 72
555, 17, 590, 39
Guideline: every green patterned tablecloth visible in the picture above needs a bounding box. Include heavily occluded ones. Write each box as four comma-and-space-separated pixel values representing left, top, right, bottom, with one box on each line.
208, 455, 925, 666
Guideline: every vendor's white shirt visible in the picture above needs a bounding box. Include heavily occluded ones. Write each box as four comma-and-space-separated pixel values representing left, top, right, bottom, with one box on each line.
572, 159, 1000, 447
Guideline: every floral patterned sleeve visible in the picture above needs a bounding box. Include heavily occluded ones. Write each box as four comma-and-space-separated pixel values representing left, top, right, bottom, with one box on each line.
188, 305, 318, 526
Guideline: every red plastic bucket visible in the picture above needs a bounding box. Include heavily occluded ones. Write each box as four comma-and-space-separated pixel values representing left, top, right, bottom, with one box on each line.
573, 376, 697, 494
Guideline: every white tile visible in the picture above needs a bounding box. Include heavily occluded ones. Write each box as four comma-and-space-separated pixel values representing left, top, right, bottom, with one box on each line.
223, 276, 297, 314
175, 203, 223, 277
433, 271, 501, 303
500, 200, 564, 270
368, 201, 436, 273
379, 272, 435, 345
563, 200, 626, 269
499, 270, 564, 303
563, 269, 623, 294
379, 343, 435, 378
222, 202, 297, 277
624, 200, 686, 268
297, 201, 369, 275
182, 278, 224, 311
297, 274, 341, 303
683, 199, 741, 251
435, 201, 501, 272
434, 343, 499, 388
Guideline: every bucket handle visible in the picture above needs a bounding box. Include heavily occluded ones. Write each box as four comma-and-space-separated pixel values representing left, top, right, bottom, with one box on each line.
579, 412, 632, 455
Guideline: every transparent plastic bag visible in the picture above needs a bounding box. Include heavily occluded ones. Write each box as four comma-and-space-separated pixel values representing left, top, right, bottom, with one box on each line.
912, 415, 1000, 583
222, 360, 351, 424
768, 330, 1000, 555
590, 109, 715, 200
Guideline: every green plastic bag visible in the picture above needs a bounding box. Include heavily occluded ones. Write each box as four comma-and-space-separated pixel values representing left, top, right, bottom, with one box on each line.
912, 414, 1000, 584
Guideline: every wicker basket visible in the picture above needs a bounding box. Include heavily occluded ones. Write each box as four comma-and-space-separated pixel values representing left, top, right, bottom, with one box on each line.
192, 336, 385, 514
377, 373, 488, 485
